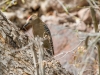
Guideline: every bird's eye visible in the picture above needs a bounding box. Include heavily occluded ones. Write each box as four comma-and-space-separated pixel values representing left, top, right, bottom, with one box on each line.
30, 18, 32, 20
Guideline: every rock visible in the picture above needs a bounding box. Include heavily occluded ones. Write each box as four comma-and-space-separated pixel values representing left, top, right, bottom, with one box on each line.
47, 24, 81, 58
27, 0, 88, 14
41, 13, 68, 25
78, 8, 92, 24
76, 21, 86, 31
48, 25, 79, 75
41, 0, 88, 13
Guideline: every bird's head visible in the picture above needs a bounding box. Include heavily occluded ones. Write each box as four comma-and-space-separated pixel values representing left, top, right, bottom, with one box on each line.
23, 14, 38, 29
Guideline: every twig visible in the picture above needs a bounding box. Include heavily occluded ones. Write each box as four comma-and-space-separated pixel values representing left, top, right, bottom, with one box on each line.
31, 43, 39, 75
87, 0, 98, 32
80, 36, 100, 75
0, 10, 10, 25
37, 37, 45, 75
54, 40, 83, 59
87, 0, 100, 75
56, 0, 69, 14
0, 0, 7, 6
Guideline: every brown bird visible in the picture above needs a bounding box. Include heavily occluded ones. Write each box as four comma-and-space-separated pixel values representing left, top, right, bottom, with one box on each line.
23, 14, 54, 56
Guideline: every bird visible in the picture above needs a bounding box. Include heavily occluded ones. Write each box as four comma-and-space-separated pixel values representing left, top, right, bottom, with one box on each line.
22, 14, 54, 56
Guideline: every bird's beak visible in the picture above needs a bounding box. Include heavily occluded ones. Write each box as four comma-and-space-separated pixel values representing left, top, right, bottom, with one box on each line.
22, 22, 29, 29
